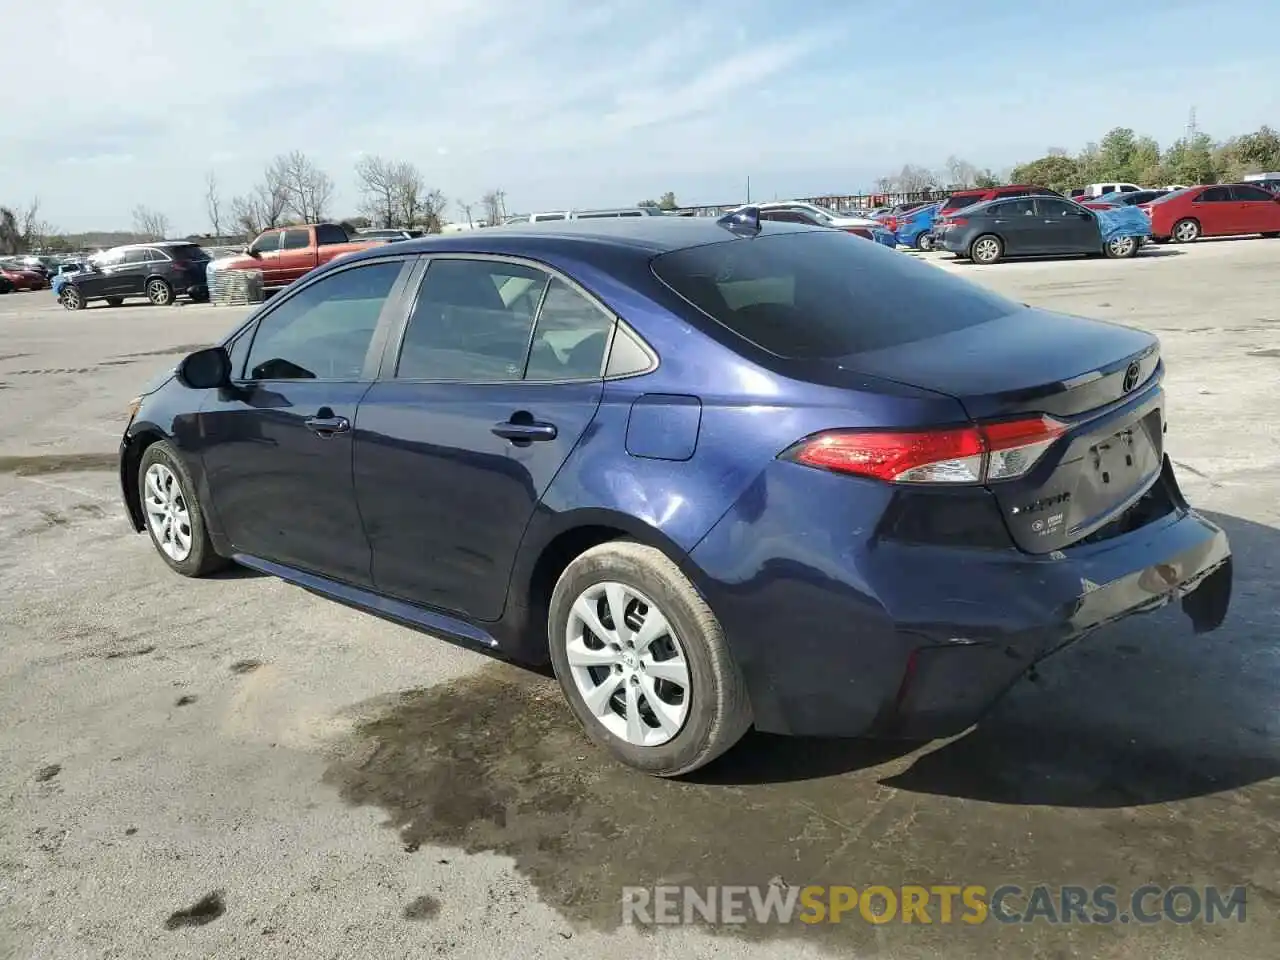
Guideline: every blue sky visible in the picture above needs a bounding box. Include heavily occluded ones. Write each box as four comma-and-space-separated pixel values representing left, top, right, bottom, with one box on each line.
6, 0, 1279, 233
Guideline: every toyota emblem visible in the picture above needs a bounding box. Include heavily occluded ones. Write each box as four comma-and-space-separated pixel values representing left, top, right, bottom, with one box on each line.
1123, 361, 1141, 392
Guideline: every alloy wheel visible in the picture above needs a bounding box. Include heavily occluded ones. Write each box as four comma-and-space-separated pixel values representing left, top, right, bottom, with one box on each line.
143, 463, 193, 561
973, 237, 1000, 263
147, 279, 172, 305
62, 288, 81, 310
565, 580, 691, 747
1108, 237, 1137, 257
1174, 220, 1199, 242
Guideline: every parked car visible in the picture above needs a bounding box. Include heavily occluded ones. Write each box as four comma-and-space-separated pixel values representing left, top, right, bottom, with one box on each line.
58, 242, 211, 310
1139, 183, 1280, 242
894, 201, 943, 250
1080, 189, 1169, 210
357, 228, 426, 241
118, 215, 1231, 776
216, 223, 380, 291
0, 262, 50, 291
1240, 172, 1280, 194
928, 185, 1061, 244
936, 195, 1143, 263
750, 203, 897, 246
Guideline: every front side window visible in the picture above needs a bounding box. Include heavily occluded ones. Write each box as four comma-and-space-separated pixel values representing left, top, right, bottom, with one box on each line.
243, 260, 403, 380
249, 231, 281, 255
1035, 198, 1079, 217
396, 259, 548, 381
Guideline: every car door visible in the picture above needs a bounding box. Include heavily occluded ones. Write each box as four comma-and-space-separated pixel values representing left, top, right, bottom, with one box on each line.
987, 198, 1039, 254
277, 227, 314, 285
74, 251, 119, 299
353, 255, 614, 621
117, 248, 152, 296
247, 229, 285, 285
195, 256, 414, 585
1190, 186, 1235, 236
1035, 196, 1098, 253
1229, 184, 1279, 234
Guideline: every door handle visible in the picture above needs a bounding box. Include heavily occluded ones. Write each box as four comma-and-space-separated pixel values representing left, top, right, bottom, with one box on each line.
492, 420, 557, 443
305, 415, 350, 437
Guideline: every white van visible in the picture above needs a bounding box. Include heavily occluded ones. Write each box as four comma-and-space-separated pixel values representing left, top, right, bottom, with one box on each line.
509, 207, 666, 223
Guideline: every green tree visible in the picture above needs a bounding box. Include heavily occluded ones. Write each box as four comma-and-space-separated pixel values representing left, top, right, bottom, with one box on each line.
1163, 133, 1220, 185
1215, 125, 1280, 180
1010, 154, 1082, 192
973, 168, 1002, 188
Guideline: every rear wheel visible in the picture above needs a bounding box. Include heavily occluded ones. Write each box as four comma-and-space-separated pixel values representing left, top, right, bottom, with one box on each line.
1172, 218, 1200, 243
104, 296, 124, 307
915, 231, 934, 251
970, 234, 1003, 264
146, 278, 174, 306
61, 286, 85, 310
1105, 236, 1139, 259
548, 541, 752, 777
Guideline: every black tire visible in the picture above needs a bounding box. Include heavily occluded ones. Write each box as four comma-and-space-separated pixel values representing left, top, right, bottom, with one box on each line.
1104, 236, 1140, 259
1172, 218, 1200, 243
104, 296, 124, 307
970, 234, 1003, 264
915, 231, 934, 251
61, 286, 85, 310
137, 440, 229, 578
1262, 232, 1279, 239
146, 278, 174, 306
548, 541, 752, 777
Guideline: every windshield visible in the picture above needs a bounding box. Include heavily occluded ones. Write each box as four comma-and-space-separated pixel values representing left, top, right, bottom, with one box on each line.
652, 230, 1019, 359
941, 193, 983, 212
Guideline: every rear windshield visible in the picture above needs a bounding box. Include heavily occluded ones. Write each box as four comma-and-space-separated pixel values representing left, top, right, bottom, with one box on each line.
651, 230, 1020, 359
940, 193, 983, 212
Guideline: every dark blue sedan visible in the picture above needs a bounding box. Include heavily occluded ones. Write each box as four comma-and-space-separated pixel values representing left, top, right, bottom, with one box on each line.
118, 211, 1232, 776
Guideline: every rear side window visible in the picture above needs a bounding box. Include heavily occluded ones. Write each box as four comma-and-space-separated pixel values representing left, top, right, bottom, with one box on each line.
397, 259, 548, 381
524, 279, 614, 381
1196, 187, 1232, 202
281, 228, 310, 250
316, 223, 350, 245
652, 231, 1020, 359
166, 244, 209, 261
994, 199, 1036, 216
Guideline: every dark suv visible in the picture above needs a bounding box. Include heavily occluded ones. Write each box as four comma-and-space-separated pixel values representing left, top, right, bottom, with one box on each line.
60, 242, 212, 310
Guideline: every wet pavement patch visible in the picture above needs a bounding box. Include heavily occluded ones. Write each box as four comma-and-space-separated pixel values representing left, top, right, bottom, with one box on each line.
34, 764, 61, 782
1247, 348, 1280, 358
0, 452, 118, 476
230, 659, 264, 674
402, 895, 441, 921
175, 695, 198, 706
102, 645, 156, 660
324, 660, 1280, 957
164, 891, 226, 929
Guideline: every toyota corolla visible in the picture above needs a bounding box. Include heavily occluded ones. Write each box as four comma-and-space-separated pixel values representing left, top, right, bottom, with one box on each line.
119, 212, 1232, 776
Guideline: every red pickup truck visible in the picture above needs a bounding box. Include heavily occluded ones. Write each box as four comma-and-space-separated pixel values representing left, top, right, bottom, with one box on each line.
219, 223, 381, 290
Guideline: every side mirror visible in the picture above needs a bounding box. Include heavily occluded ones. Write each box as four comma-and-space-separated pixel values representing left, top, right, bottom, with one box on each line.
177, 346, 231, 390
246, 247, 261, 258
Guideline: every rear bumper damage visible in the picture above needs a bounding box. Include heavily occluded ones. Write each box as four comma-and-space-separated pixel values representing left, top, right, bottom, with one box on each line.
693, 456, 1232, 740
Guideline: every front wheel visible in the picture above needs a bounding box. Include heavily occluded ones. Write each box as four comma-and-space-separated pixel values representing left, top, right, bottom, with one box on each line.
137, 441, 229, 577
146, 278, 174, 306
548, 541, 752, 777
970, 234, 1003, 264
1105, 236, 1139, 259
1172, 218, 1200, 243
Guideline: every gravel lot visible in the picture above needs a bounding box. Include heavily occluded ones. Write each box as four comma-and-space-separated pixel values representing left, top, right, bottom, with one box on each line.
1, 240, 1278, 959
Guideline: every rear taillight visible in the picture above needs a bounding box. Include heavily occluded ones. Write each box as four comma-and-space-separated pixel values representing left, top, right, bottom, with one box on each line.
781, 415, 1067, 484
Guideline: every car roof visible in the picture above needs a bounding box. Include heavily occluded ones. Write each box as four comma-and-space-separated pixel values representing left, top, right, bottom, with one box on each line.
335, 216, 808, 265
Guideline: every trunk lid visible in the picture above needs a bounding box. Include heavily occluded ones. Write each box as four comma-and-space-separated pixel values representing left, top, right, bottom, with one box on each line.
838, 308, 1165, 553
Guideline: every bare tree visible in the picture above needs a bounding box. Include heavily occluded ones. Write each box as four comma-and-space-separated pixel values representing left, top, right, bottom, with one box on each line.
132, 204, 170, 240
421, 189, 448, 233
274, 151, 334, 223
228, 162, 290, 238
205, 172, 223, 237
354, 155, 398, 228
457, 200, 475, 228
480, 189, 506, 226
390, 161, 426, 229
0, 206, 21, 253
944, 155, 979, 189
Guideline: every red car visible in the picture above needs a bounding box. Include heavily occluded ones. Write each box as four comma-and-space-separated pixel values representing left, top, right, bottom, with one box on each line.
0, 264, 50, 291
1140, 184, 1280, 243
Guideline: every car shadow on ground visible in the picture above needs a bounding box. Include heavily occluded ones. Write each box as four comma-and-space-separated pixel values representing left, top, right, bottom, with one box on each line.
696, 509, 1278, 806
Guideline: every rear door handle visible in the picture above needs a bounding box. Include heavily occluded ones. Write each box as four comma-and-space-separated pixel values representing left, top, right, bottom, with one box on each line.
492, 420, 557, 442
305, 415, 350, 437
